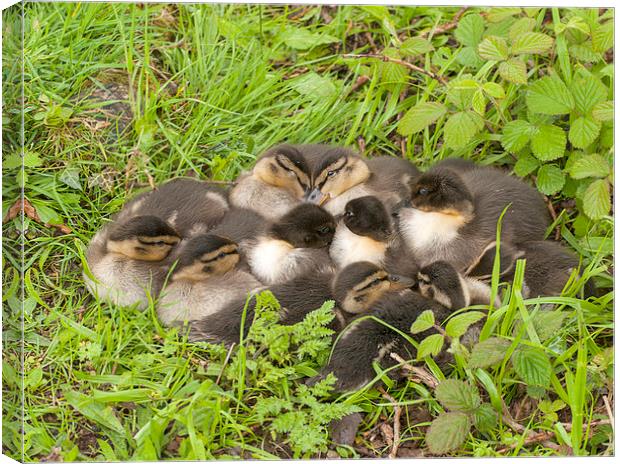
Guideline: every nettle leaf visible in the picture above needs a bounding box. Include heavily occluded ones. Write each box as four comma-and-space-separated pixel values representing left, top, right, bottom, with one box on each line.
571, 76, 607, 115
281, 28, 339, 50
473, 403, 498, 432
455, 13, 485, 47
511, 32, 554, 55
499, 58, 527, 84
426, 412, 471, 455
482, 82, 505, 99
569, 116, 601, 149
59, 168, 82, 191
478, 36, 509, 61
472, 89, 486, 115
569, 153, 610, 179
509, 17, 536, 42
435, 379, 481, 412
592, 101, 613, 122
511, 346, 552, 387
531, 125, 566, 161
501, 119, 534, 152
445, 312, 486, 339
582, 179, 611, 220
514, 153, 540, 177
569, 43, 603, 64
443, 111, 484, 149
417, 333, 445, 359
397, 102, 447, 135
468, 337, 510, 369
411, 309, 436, 334
536, 164, 565, 195
526, 75, 575, 115
591, 21, 613, 53
400, 36, 434, 56
531, 311, 568, 342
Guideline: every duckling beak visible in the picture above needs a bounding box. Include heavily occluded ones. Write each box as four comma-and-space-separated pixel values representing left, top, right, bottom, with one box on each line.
305, 188, 330, 206
388, 274, 416, 290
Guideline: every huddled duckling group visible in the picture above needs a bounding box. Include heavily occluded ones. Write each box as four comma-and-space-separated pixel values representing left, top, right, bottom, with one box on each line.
85, 144, 592, 391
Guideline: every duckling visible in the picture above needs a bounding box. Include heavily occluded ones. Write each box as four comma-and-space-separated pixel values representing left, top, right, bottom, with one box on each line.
306, 146, 420, 216
157, 234, 262, 327
416, 260, 498, 310
84, 215, 180, 309
329, 196, 393, 269
397, 165, 550, 270
314, 289, 452, 391
467, 240, 595, 298
229, 144, 313, 220
117, 177, 229, 238
246, 203, 336, 285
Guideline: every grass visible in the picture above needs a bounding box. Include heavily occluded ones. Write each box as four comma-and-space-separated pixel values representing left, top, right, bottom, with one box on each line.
2, 3, 614, 460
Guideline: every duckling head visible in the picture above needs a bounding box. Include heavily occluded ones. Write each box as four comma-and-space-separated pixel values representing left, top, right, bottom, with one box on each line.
409, 169, 474, 219
306, 147, 370, 205
343, 196, 393, 241
253, 144, 312, 199
171, 234, 240, 282
269, 203, 336, 248
417, 261, 466, 310
333, 261, 416, 314
107, 215, 180, 261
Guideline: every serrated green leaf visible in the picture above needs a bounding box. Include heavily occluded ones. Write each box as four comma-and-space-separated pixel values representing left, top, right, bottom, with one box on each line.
435, 379, 481, 412
417, 333, 445, 359
378, 47, 409, 85
64, 390, 125, 434
455, 14, 485, 47
569, 154, 610, 179
411, 309, 435, 334
456, 46, 485, 68
281, 28, 339, 50
511, 32, 554, 55
536, 164, 565, 195
292, 73, 336, 98
397, 102, 447, 135
400, 36, 434, 56
571, 75, 607, 115
24, 151, 43, 168
487, 7, 522, 23
443, 111, 484, 149
569, 43, 602, 63
445, 312, 486, 339
526, 384, 546, 399
451, 79, 479, 90
582, 179, 611, 220
472, 89, 486, 115
509, 17, 536, 42
512, 346, 552, 387
565, 15, 591, 35
482, 82, 505, 99
468, 337, 510, 369
501, 119, 533, 152
592, 21, 613, 53
513, 153, 539, 177
592, 101, 613, 122
531, 311, 568, 342
59, 168, 82, 190
473, 403, 498, 432
478, 36, 509, 61
531, 124, 566, 161
569, 116, 601, 149
499, 58, 527, 84
526, 75, 574, 115
426, 412, 471, 454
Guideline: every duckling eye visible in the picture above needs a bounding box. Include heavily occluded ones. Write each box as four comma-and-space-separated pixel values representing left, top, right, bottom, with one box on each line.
389, 275, 400, 282
327, 170, 337, 177
317, 226, 332, 235
345, 210, 354, 218
418, 187, 429, 196
217, 252, 226, 259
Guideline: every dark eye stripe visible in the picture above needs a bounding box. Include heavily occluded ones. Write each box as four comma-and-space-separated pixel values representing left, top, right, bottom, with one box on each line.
357, 276, 388, 292
275, 158, 307, 187
201, 250, 238, 263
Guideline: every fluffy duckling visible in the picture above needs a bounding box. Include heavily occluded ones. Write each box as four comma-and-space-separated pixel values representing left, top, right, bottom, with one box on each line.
416, 261, 498, 310
467, 240, 595, 298
306, 146, 420, 216
84, 215, 181, 309
329, 196, 393, 269
246, 203, 336, 285
229, 144, 313, 220
157, 234, 261, 327
397, 164, 550, 270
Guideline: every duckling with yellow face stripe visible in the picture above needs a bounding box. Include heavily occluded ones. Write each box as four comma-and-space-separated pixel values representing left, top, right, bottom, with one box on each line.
306, 147, 420, 216
157, 234, 262, 327
229, 144, 312, 220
